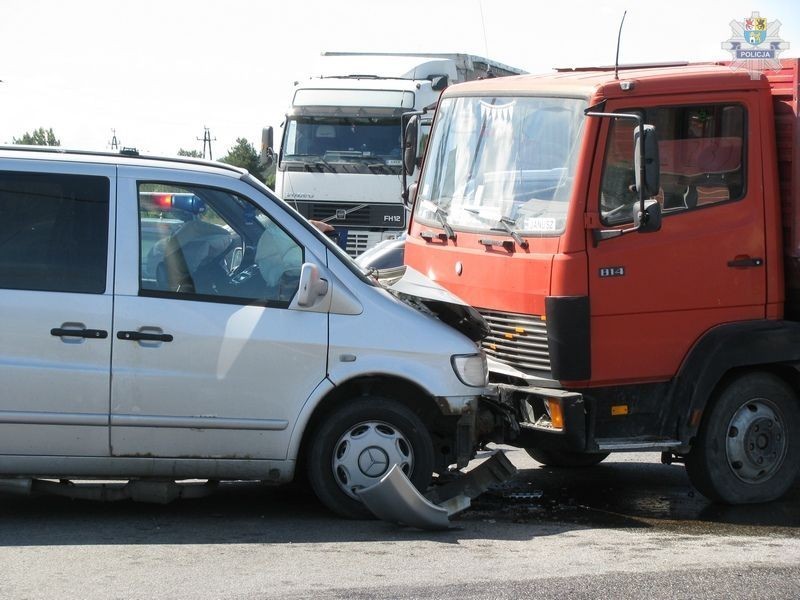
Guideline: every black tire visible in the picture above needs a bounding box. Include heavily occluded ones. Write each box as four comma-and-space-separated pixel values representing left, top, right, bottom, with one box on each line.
525, 447, 610, 467
307, 397, 435, 519
686, 372, 800, 504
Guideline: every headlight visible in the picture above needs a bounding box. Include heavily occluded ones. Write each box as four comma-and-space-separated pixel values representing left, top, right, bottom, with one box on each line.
451, 353, 488, 387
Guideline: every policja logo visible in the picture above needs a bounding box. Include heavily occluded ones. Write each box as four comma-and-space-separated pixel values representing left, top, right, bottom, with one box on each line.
722, 11, 790, 79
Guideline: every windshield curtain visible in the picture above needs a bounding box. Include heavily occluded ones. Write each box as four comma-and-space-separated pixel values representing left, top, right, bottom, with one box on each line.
415, 96, 588, 235
282, 116, 402, 174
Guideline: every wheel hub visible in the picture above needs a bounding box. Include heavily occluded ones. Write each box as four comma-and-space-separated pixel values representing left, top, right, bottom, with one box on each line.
332, 421, 414, 500
726, 399, 787, 483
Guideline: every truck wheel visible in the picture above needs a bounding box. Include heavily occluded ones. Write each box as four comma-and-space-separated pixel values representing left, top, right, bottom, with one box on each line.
686, 373, 800, 504
525, 448, 610, 467
307, 397, 435, 519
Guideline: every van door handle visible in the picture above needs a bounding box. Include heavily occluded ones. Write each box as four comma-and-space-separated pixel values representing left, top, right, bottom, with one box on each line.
51, 327, 108, 339
727, 257, 763, 268
117, 331, 174, 343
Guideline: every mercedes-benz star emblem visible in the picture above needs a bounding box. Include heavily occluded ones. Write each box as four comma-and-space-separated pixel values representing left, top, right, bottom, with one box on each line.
358, 447, 390, 477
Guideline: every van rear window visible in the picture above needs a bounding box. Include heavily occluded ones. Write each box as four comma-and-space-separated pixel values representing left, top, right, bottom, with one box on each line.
0, 171, 109, 294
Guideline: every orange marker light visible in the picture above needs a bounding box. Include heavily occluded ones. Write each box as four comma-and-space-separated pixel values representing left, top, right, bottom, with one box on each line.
547, 399, 564, 429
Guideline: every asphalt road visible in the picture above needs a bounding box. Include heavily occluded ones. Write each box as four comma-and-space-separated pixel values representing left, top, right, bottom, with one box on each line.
0, 449, 798, 599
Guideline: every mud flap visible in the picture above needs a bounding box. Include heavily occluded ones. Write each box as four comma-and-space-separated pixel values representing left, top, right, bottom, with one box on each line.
356, 451, 517, 530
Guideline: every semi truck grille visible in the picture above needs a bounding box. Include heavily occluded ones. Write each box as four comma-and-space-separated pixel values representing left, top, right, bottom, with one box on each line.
309, 203, 371, 227
346, 232, 371, 257
477, 309, 551, 374
294, 202, 405, 229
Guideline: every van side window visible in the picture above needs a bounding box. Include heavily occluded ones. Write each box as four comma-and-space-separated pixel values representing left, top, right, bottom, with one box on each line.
0, 171, 109, 293
138, 183, 303, 306
600, 104, 746, 225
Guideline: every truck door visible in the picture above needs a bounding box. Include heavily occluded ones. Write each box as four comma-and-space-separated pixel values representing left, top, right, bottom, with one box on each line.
0, 165, 114, 456
110, 168, 328, 460
587, 98, 766, 384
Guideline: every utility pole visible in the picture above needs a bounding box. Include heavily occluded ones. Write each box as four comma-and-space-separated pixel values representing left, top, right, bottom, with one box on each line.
109, 128, 119, 150
197, 127, 216, 160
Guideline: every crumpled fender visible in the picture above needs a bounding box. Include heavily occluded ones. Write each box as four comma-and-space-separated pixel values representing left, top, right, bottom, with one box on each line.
356, 451, 517, 530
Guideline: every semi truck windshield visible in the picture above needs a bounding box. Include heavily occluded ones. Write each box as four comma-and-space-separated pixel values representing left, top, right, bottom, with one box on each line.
415, 96, 587, 235
282, 116, 402, 174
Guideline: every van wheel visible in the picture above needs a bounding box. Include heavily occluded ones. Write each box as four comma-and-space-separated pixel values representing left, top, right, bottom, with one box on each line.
525, 448, 610, 467
686, 373, 800, 504
307, 397, 435, 519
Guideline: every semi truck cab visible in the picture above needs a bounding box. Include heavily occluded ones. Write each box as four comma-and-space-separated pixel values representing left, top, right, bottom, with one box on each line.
275, 53, 525, 257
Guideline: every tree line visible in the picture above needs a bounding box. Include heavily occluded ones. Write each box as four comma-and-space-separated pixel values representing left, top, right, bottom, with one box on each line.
12, 128, 275, 189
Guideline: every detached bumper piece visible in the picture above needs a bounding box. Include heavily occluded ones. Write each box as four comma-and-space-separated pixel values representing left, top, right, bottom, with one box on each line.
357, 451, 517, 530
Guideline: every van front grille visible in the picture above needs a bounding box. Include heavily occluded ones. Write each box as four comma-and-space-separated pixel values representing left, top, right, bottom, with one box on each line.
477, 309, 551, 374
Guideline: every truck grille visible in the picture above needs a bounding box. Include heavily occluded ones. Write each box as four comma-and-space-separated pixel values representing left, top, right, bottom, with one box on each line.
292, 201, 405, 230
477, 309, 551, 374
309, 203, 371, 227
346, 232, 371, 257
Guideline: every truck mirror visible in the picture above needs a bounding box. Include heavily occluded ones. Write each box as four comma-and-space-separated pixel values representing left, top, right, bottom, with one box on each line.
633, 198, 662, 233
406, 182, 418, 207
430, 75, 449, 91
634, 125, 660, 198
404, 115, 419, 176
261, 126, 274, 167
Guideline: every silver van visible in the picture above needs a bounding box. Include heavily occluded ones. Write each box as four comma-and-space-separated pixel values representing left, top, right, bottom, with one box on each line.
0, 147, 495, 518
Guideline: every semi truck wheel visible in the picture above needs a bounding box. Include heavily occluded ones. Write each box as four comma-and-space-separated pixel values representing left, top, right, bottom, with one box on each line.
307, 397, 435, 519
525, 448, 610, 467
686, 372, 800, 504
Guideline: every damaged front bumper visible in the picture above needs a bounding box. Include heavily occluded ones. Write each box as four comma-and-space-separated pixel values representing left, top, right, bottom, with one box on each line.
495, 383, 589, 452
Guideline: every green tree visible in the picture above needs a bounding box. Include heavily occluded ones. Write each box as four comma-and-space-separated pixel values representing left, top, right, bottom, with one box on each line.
177, 148, 203, 158
13, 127, 60, 146
264, 163, 276, 190
219, 137, 265, 183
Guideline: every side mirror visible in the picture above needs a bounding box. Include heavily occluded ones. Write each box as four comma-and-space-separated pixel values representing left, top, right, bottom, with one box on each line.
403, 115, 419, 176
297, 263, 329, 307
430, 75, 449, 91
633, 199, 662, 233
634, 125, 660, 198
260, 126, 274, 167
406, 182, 418, 207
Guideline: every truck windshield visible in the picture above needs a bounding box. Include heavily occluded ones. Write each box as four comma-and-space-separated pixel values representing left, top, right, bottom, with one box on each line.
415, 96, 587, 235
282, 116, 402, 175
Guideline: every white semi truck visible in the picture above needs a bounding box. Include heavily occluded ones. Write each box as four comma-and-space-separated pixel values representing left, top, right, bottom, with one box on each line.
271, 52, 525, 257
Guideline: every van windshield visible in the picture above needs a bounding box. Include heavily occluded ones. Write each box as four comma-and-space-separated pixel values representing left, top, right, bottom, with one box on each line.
415, 96, 587, 235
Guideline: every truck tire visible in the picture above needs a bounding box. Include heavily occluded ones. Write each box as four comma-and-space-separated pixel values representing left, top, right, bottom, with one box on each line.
525, 448, 610, 467
686, 372, 800, 504
307, 397, 435, 519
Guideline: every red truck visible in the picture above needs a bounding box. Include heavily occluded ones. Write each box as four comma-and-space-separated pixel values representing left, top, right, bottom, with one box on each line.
402, 58, 800, 504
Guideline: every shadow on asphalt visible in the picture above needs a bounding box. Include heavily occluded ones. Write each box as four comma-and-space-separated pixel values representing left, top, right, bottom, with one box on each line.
0, 459, 797, 547
466, 459, 800, 531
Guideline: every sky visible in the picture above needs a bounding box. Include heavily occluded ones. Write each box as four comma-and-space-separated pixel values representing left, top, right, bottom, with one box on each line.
1, 0, 798, 157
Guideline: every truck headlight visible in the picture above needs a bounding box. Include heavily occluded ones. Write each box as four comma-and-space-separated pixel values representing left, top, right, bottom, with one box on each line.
451, 353, 488, 387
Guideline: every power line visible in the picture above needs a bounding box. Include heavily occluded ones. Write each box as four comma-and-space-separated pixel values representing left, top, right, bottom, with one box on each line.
109, 128, 119, 150
197, 127, 216, 160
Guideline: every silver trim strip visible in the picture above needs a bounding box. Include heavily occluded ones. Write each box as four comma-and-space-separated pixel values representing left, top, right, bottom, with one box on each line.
0, 411, 107, 426
110, 414, 289, 431
0, 412, 290, 431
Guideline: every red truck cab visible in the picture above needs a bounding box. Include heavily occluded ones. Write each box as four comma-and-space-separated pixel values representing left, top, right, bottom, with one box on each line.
405, 59, 800, 504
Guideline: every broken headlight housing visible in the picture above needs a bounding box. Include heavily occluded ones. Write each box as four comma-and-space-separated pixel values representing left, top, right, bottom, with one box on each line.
451, 352, 488, 387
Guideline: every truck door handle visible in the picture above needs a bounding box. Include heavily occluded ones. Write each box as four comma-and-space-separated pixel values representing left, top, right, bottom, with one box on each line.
117, 331, 174, 343
727, 257, 763, 268
50, 327, 108, 339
